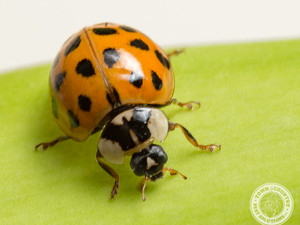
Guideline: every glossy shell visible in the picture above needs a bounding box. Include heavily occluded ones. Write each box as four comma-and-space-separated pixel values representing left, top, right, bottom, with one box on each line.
50, 23, 174, 141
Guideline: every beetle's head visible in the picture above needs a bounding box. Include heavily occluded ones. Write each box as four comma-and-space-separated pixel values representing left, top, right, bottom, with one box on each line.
130, 144, 168, 181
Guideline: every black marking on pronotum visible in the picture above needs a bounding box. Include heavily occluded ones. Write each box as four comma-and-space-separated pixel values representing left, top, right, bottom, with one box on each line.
129, 71, 143, 88
103, 48, 120, 68
130, 108, 152, 143
93, 28, 117, 35
119, 26, 136, 33
155, 50, 170, 69
51, 96, 58, 119
64, 36, 81, 56
92, 105, 133, 135
101, 108, 151, 150
76, 59, 95, 77
151, 71, 163, 90
67, 110, 79, 128
130, 39, 149, 51
78, 95, 92, 112
101, 120, 136, 151
54, 72, 66, 91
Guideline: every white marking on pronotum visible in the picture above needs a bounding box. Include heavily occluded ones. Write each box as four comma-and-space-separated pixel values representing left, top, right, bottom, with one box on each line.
146, 157, 158, 170
98, 139, 125, 164
111, 111, 133, 125
147, 109, 169, 142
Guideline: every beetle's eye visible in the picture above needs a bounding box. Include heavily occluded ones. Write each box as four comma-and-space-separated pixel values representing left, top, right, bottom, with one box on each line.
130, 144, 168, 178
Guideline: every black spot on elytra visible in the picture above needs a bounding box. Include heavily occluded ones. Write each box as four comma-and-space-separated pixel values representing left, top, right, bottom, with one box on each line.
101, 108, 151, 150
151, 71, 163, 90
103, 48, 120, 68
130, 39, 149, 51
54, 72, 66, 91
67, 110, 79, 128
64, 36, 81, 56
51, 96, 58, 119
93, 28, 117, 35
155, 50, 170, 69
119, 26, 136, 33
113, 87, 121, 104
129, 71, 143, 88
76, 59, 95, 77
106, 87, 121, 108
78, 95, 92, 112
106, 93, 113, 106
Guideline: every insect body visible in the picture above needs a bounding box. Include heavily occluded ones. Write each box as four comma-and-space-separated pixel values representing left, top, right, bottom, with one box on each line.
36, 22, 221, 200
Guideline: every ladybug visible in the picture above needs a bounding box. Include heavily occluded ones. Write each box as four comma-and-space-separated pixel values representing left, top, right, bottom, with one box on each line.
36, 22, 221, 201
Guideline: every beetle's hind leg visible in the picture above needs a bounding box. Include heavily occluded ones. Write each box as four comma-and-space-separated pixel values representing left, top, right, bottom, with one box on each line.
167, 50, 201, 110
96, 151, 120, 200
35, 136, 70, 150
169, 122, 221, 152
167, 49, 185, 58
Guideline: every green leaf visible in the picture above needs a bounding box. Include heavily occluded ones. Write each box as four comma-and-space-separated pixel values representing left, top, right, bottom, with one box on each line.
0, 40, 299, 224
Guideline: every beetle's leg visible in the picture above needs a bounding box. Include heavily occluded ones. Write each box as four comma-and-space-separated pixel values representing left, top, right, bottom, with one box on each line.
163, 166, 187, 179
139, 167, 187, 201
168, 98, 201, 110
167, 49, 185, 57
96, 151, 120, 200
169, 122, 221, 152
139, 176, 149, 201
35, 136, 70, 150
167, 50, 201, 110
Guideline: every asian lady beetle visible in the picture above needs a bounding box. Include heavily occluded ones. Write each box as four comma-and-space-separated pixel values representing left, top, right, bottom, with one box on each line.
36, 22, 221, 201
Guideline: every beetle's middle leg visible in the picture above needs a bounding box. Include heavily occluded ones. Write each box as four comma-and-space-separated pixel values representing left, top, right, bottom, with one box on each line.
167, 98, 201, 110
96, 151, 119, 200
169, 122, 221, 152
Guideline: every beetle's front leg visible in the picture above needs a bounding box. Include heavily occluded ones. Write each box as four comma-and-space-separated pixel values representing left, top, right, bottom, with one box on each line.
163, 167, 187, 179
168, 122, 221, 152
139, 166, 187, 201
140, 177, 149, 201
96, 151, 120, 200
